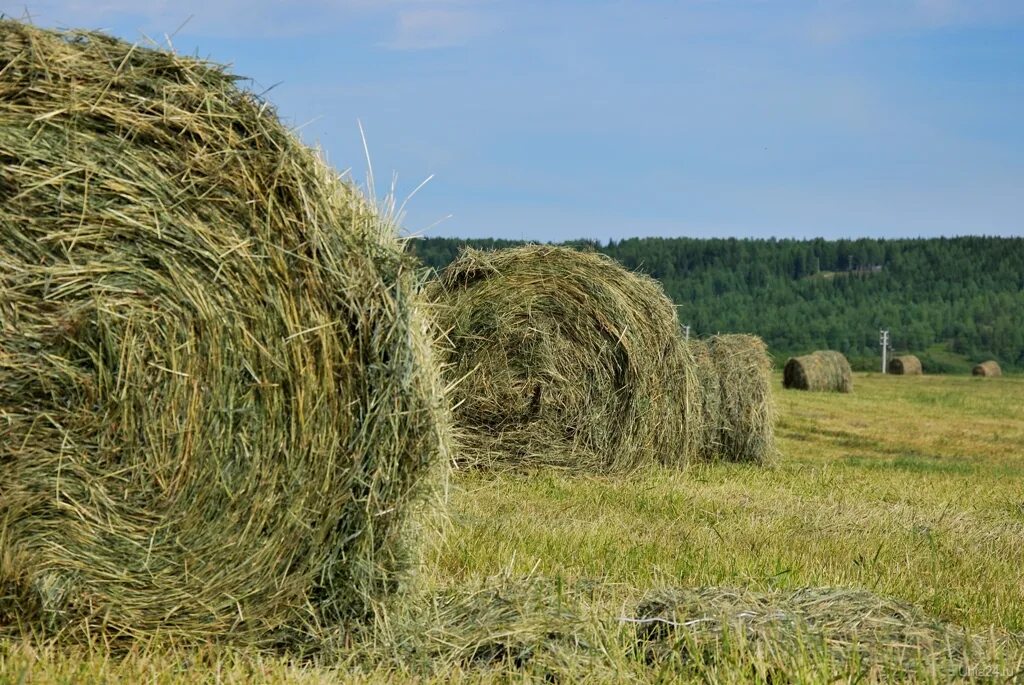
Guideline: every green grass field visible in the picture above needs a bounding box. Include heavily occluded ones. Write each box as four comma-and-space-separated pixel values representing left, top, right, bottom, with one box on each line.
3, 373, 1023, 683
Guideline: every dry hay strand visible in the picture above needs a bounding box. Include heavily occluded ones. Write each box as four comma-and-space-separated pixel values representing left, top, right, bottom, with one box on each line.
688, 335, 776, 465
0, 21, 450, 648
632, 586, 1023, 680
427, 245, 698, 471
783, 350, 853, 393
972, 361, 1002, 377
888, 355, 923, 375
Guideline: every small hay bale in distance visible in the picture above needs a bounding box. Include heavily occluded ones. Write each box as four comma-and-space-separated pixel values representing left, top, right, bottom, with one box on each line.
783, 350, 853, 392
973, 360, 1002, 377
633, 586, 1013, 678
0, 21, 449, 648
690, 335, 777, 464
888, 355, 923, 375
427, 245, 698, 471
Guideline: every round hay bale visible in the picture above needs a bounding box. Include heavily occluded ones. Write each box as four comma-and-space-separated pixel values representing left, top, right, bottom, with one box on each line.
888, 355, 923, 375
688, 339, 722, 463
972, 360, 1002, 377
0, 21, 449, 648
782, 351, 853, 392
427, 245, 698, 471
690, 335, 776, 464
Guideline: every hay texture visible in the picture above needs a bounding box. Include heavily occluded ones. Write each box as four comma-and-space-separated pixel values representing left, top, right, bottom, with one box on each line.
690, 335, 776, 464
783, 351, 853, 393
427, 245, 697, 471
632, 586, 1017, 679
973, 361, 1002, 377
0, 21, 449, 647
888, 355, 923, 375
375, 574, 605, 679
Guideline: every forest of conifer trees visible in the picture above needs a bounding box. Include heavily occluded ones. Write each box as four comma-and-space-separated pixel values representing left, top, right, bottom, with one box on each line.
413, 236, 1024, 372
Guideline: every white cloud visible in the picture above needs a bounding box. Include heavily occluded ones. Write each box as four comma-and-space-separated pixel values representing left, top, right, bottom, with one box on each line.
15, 0, 499, 44
804, 0, 1024, 45
385, 7, 495, 49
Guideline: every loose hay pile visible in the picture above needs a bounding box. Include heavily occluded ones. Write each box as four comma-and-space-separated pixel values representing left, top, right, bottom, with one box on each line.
783, 350, 853, 393
427, 245, 698, 471
972, 361, 1002, 377
690, 335, 776, 464
366, 578, 1021, 681
372, 574, 606, 679
888, 355, 923, 375
0, 21, 449, 648
633, 586, 1019, 679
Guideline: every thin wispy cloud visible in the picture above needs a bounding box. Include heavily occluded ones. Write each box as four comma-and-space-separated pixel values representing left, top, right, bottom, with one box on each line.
804, 0, 1024, 45
385, 7, 496, 50
15, 0, 499, 43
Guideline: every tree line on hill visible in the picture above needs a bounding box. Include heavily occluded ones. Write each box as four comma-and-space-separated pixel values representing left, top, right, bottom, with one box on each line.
411, 236, 1024, 372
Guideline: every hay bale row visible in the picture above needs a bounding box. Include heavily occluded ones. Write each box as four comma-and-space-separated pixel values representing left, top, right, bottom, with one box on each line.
428, 246, 775, 469
0, 21, 449, 648
888, 355, 923, 375
783, 350, 853, 393
427, 245, 697, 471
973, 360, 1002, 377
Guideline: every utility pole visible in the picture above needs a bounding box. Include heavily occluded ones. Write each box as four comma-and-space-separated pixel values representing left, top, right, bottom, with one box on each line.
682, 324, 691, 341
880, 329, 889, 373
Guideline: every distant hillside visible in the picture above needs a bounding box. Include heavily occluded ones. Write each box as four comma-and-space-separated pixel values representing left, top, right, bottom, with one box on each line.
412, 236, 1024, 372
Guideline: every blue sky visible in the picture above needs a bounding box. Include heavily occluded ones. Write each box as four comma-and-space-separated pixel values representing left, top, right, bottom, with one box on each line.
13, 1, 1024, 241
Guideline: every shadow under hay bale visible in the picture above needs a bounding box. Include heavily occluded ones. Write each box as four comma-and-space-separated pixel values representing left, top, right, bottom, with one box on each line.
972, 361, 1002, 377
632, 586, 1020, 679
690, 335, 777, 464
888, 355, 923, 375
427, 245, 698, 471
783, 350, 853, 393
0, 21, 450, 648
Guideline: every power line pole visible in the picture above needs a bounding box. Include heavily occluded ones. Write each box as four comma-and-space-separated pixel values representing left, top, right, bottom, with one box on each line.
682, 324, 691, 341
880, 329, 889, 373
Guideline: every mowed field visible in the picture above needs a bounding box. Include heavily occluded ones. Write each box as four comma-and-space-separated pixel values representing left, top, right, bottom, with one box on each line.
3, 373, 1023, 683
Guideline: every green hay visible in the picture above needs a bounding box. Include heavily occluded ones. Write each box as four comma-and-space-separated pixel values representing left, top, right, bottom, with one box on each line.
972, 361, 1002, 377
889, 355, 923, 375
633, 586, 1023, 680
0, 21, 450, 648
689, 335, 776, 464
361, 577, 1021, 681
427, 245, 698, 471
370, 575, 606, 679
783, 350, 853, 393
688, 339, 722, 464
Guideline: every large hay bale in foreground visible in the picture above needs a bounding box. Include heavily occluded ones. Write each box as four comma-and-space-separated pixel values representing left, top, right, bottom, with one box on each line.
691, 335, 776, 464
633, 586, 1014, 678
783, 350, 853, 392
428, 245, 698, 471
888, 355, 923, 375
0, 21, 449, 647
973, 360, 1002, 377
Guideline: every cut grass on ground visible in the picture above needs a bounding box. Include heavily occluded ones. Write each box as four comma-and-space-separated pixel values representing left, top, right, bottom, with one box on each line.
3, 373, 1023, 682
